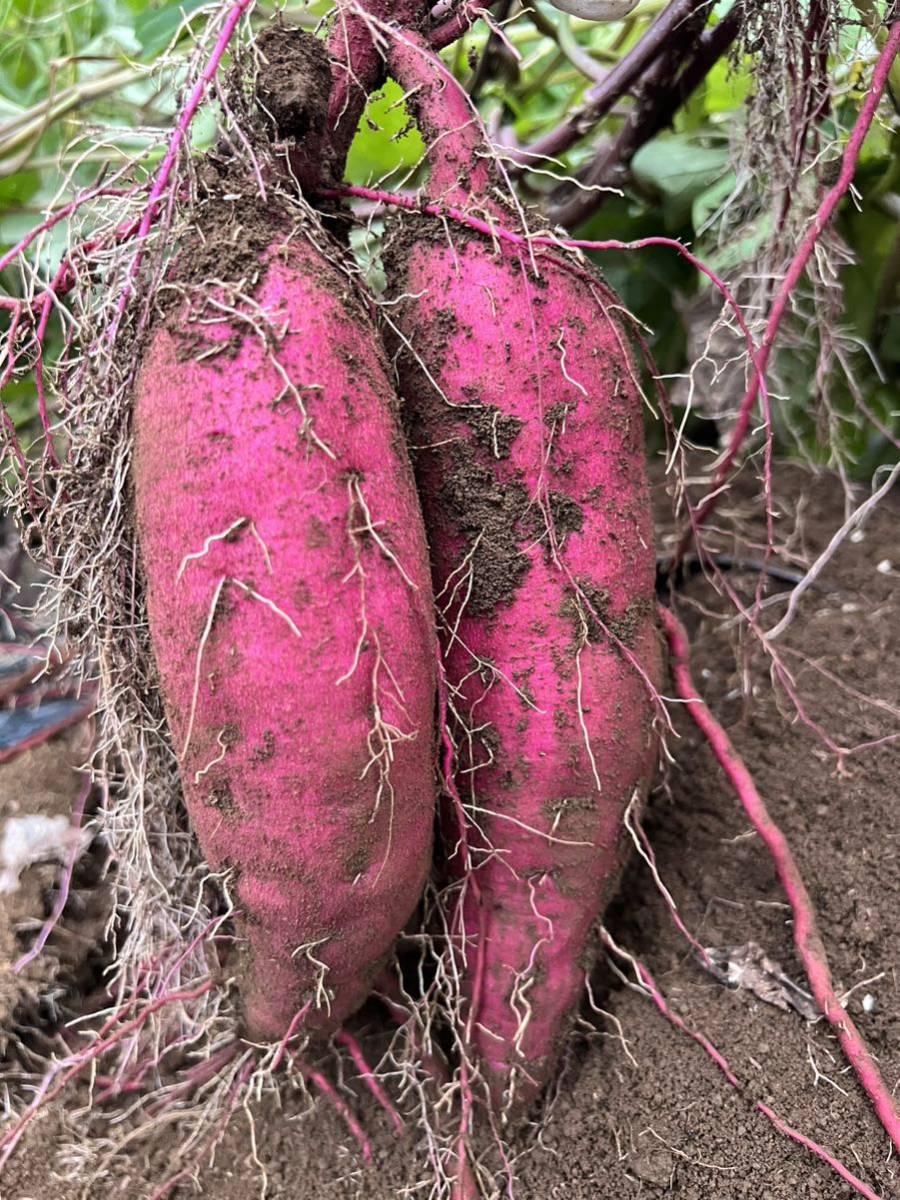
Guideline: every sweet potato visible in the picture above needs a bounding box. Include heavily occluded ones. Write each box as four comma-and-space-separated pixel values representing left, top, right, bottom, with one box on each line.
384, 37, 662, 1109
132, 209, 437, 1042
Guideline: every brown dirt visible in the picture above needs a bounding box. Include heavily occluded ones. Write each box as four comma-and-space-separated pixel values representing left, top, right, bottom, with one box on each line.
2, 464, 898, 1198
253, 23, 338, 192
254, 24, 331, 143
439, 449, 535, 613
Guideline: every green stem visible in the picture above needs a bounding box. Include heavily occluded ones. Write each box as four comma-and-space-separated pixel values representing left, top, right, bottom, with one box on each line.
851, 0, 900, 100
0, 64, 143, 163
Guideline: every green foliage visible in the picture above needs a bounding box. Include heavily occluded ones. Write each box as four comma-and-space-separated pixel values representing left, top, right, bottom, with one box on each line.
345, 79, 425, 186
135, 0, 213, 54
630, 135, 731, 226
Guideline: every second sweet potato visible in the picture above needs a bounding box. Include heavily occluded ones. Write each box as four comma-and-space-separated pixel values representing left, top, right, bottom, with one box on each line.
385, 37, 662, 1110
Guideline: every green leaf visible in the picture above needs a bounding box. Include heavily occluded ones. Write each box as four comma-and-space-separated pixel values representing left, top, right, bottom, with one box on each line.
880, 313, 900, 364
692, 170, 735, 231
0, 208, 47, 247
1, 376, 39, 431
840, 201, 896, 341
135, 0, 209, 55
704, 212, 773, 276
0, 169, 42, 206
189, 103, 219, 150
344, 80, 425, 187
631, 135, 730, 224
703, 56, 751, 115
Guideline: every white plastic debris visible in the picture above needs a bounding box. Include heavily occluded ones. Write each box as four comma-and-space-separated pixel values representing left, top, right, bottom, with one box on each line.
546, 0, 639, 20
0, 814, 89, 894
704, 942, 819, 1020
862, 993, 876, 1014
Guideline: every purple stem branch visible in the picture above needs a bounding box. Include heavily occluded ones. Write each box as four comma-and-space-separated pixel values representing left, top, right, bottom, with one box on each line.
550, 4, 742, 228
515, 0, 707, 166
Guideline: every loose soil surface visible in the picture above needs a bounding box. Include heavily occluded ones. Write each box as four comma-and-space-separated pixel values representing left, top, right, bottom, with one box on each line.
2, 464, 898, 1199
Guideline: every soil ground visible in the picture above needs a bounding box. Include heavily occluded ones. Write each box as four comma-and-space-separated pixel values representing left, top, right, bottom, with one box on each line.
2, 463, 898, 1199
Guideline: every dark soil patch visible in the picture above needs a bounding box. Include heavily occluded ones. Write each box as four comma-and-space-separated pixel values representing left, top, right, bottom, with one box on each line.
2, 464, 898, 1199
463, 404, 525, 460
439, 450, 534, 614
254, 24, 331, 143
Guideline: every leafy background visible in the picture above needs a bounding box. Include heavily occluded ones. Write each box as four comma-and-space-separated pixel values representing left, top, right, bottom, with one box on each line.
0, 0, 897, 475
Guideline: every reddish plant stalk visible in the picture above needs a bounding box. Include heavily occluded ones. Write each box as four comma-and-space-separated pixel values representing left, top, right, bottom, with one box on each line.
658, 603, 900, 1156
1, 208, 143, 475
677, 21, 900, 558
305, 1068, 373, 1160
336, 1030, 405, 1135
549, 4, 743, 227
430, 0, 484, 50
269, 1002, 313, 1072
323, 182, 763, 384
109, 0, 255, 341
518, 0, 705, 165
0, 185, 134, 277
1, 3, 250, 477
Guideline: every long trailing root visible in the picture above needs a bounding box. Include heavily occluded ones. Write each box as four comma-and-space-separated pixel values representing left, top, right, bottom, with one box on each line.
658, 603, 900, 1156
601, 929, 884, 1200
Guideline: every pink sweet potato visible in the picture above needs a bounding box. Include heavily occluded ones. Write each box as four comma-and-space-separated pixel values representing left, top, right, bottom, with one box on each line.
132, 211, 437, 1042
385, 38, 662, 1109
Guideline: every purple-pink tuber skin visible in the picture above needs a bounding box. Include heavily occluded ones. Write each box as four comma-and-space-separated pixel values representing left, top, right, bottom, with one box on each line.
387, 35, 662, 1110
133, 226, 437, 1043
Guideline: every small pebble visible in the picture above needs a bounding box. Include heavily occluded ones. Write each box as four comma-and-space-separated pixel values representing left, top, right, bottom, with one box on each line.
630, 1149, 673, 1186
876, 559, 892, 574
862, 993, 876, 1014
